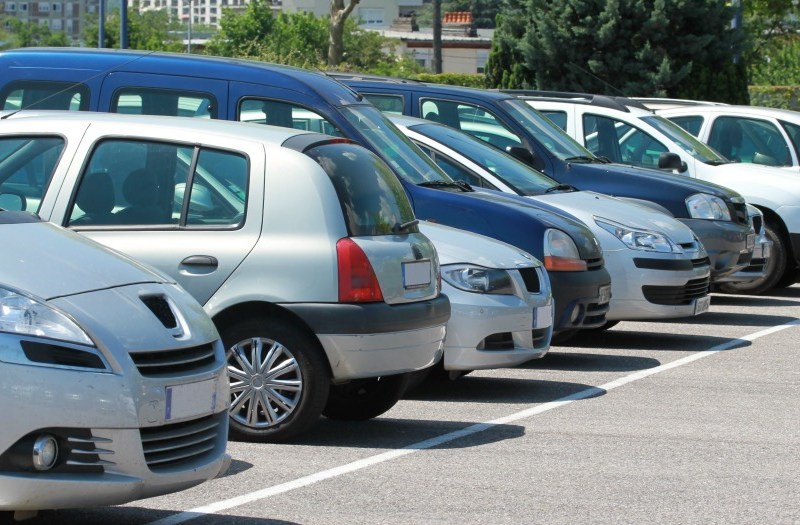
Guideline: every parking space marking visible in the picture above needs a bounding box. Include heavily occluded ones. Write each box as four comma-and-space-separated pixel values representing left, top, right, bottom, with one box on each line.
147, 319, 800, 525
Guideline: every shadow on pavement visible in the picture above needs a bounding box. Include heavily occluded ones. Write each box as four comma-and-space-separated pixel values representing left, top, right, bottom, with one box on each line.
710, 293, 800, 308
560, 329, 747, 352
520, 351, 661, 372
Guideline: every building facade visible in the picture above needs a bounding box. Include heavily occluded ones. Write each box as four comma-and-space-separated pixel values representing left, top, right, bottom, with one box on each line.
2, 0, 99, 43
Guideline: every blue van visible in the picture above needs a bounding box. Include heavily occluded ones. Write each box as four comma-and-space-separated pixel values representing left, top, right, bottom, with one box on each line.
335, 75, 755, 286
0, 48, 611, 336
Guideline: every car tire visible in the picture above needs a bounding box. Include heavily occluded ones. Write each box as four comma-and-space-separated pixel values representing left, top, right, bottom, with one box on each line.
717, 222, 787, 296
222, 318, 330, 443
322, 373, 411, 421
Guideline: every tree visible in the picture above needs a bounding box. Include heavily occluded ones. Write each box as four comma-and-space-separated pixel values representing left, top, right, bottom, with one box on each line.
2, 18, 70, 48
84, 3, 183, 51
743, 0, 800, 85
487, 0, 749, 103
328, 0, 360, 66
205, 0, 276, 57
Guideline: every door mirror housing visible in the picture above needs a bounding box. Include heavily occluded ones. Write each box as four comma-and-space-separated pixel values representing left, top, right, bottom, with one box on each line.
658, 152, 687, 173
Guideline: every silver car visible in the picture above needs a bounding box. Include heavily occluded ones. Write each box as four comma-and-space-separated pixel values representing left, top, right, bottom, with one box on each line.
391, 115, 713, 326
0, 111, 449, 443
0, 211, 229, 519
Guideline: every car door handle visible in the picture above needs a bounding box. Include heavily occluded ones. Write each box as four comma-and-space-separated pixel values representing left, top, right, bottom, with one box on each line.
180, 255, 219, 268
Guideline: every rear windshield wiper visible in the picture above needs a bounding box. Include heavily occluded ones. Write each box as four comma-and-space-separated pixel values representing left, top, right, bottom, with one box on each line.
545, 184, 579, 193
392, 219, 419, 233
418, 180, 474, 192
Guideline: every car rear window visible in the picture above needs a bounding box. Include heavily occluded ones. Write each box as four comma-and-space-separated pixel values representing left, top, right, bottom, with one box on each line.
0, 81, 88, 111
304, 142, 418, 237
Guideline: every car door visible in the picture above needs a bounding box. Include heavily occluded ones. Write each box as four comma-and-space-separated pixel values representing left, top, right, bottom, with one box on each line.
45, 122, 263, 307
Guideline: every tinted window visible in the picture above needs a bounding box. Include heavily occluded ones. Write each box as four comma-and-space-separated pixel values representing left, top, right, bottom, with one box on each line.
540, 110, 567, 131
708, 116, 791, 166
304, 142, 416, 237
112, 88, 216, 118
780, 120, 800, 161
69, 139, 246, 228
363, 94, 404, 115
0, 136, 64, 213
584, 114, 667, 168
239, 99, 342, 136
669, 115, 704, 136
420, 98, 523, 151
0, 81, 87, 111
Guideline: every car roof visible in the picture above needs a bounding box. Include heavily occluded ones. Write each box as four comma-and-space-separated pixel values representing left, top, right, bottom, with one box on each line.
503, 90, 652, 113
334, 73, 516, 102
657, 104, 800, 121
0, 109, 321, 145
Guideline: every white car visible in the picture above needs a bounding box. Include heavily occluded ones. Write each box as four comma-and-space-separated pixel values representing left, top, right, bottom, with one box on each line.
0, 211, 230, 520
391, 115, 713, 326
420, 221, 552, 375
652, 103, 800, 173
524, 94, 795, 294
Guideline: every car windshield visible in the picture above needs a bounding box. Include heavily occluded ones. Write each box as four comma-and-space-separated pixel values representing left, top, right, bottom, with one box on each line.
411, 122, 560, 195
503, 98, 597, 160
341, 105, 451, 185
642, 115, 728, 164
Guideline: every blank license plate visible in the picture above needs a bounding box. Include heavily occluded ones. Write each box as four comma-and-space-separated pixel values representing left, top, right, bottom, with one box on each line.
746, 233, 755, 250
403, 260, 431, 289
598, 285, 612, 304
165, 378, 217, 421
694, 295, 711, 315
533, 303, 553, 329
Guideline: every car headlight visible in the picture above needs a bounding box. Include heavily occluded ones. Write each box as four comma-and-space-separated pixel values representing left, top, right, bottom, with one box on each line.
543, 229, 587, 271
595, 218, 680, 253
0, 286, 94, 346
686, 193, 732, 221
441, 265, 515, 294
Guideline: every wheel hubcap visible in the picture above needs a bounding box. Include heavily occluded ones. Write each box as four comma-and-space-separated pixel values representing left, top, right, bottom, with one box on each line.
227, 337, 302, 429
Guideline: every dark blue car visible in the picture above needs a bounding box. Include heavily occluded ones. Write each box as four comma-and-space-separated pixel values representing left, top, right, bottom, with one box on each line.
0, 48, 612, 336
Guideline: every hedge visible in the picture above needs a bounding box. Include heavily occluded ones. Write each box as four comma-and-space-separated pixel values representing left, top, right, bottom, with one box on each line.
748, 86, 800, 110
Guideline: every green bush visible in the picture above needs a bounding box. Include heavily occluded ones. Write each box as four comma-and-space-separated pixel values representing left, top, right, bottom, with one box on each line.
748, 86, 800, 110
412, 73, 488, 88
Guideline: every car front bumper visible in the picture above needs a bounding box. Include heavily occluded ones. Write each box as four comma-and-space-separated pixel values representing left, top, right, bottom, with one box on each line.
679, 217, 751, 281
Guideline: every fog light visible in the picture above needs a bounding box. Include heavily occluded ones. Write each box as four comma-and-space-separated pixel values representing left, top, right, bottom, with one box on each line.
32, 435, 58, 471
569, 304, 583, 325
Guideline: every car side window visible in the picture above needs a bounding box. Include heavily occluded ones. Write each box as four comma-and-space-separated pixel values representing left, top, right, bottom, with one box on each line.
779, 120, 800, 161
584, 114, 666, 168
708, 116, 791, 166
0, 136, 64, 213
668, 115, 704, 136
419, 99, 523, 152
540, 110, 568, 131
362, 94, 404, 115
0, 81, 88, 111
238, 98, 343, 137
414, 143, 492, 189
111, 88, 216, 118
68, 140, 247, 228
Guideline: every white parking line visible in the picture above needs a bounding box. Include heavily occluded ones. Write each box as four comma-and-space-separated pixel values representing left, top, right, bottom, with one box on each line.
147, 319, 800, 525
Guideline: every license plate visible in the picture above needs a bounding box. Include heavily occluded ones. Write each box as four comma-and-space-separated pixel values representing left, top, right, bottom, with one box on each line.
694, 295, 711, 315
165, 378, 217, 421
746, 233, 755, 250
533, 303, 553, 328
403, 259, 431, 289
598, 284, 612, 304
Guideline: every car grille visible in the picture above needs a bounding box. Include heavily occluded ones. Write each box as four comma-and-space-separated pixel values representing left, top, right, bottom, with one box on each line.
518, 267, 541, 293
130, 343, 218, 377
642, 277, 710, 305
140, 412, 224, 472
729, 201, 749, 225
586, 257, 605, 271
582, 301, 609, 326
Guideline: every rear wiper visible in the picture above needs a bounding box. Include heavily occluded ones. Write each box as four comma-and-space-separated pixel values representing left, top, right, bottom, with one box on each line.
392, 219, 419, 233
545, 184, 579, 193
418, 180, 474, 192
565, 155, 603, 164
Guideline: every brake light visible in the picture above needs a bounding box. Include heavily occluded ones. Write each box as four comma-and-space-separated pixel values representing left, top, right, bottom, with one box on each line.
337, 238, 384, 302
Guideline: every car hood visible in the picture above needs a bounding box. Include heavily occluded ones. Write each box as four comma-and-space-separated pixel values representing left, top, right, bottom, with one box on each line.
0, 219, 169, 300
700, 162, 800, 207
532, 191, 696, 244
419, 221, 541, 269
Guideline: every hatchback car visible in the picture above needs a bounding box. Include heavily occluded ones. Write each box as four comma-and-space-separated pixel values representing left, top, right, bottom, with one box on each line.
392, 115, 713, 325
0, 111, 449, 443
0, 210, 229, 520
523, 92, 797, 294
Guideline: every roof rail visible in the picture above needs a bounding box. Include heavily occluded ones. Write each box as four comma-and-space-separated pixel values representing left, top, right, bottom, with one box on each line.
326, 72, 422, 84
501, 89, 651, 113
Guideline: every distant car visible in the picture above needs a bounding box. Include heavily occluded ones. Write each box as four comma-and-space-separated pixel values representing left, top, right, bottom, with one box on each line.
0, 111, 450, 443
521, 92, 798, 295
419, 221, 552, 376
652, 104, 800, 173
0, 210, 230, 520
391, 115, 713, 325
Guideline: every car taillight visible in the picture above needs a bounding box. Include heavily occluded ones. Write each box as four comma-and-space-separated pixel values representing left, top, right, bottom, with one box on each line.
337, 238, 384, 302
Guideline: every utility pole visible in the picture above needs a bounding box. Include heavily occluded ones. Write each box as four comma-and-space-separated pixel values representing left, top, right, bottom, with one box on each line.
98, 0, 105, 47
120, 0, 128, 48
187, 0, 192, 53
432, 0, 442, 73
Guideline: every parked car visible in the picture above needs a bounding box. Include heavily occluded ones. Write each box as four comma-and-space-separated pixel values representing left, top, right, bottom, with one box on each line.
331, 76, 754, 291
0, 210, 230, 520
0, 111, 450, 442
0, 48, 612, 338
391, 114, 713, 325
419, 221, 552, 375
651, 103, 800, 173
520, 92, 797, 294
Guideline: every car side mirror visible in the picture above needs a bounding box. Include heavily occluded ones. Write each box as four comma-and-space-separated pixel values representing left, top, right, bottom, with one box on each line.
658, 152, 687, 173
0, 192, 26, 211
506, 145, 545, 171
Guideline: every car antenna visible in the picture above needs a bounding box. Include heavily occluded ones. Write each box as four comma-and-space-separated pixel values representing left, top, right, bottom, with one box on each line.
565, 63, 627, 97
1, 50, 159, 120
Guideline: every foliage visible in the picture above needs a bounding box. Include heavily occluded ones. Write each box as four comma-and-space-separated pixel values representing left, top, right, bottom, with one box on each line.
743, 0, 800, 86
2, 17, 70, 48
413, 72, 488, 88
84, 3, 183, 51
486, 0, 749, 103
415, 0, 501, 29
749, 85, 800, 110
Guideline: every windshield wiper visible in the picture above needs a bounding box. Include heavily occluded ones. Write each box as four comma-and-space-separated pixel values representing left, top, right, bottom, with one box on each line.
392, 219, 419, 233
706, 160, 731, 166
564, 155, 602, 164
418, 180, 473, 192
545, 184, 579, 193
